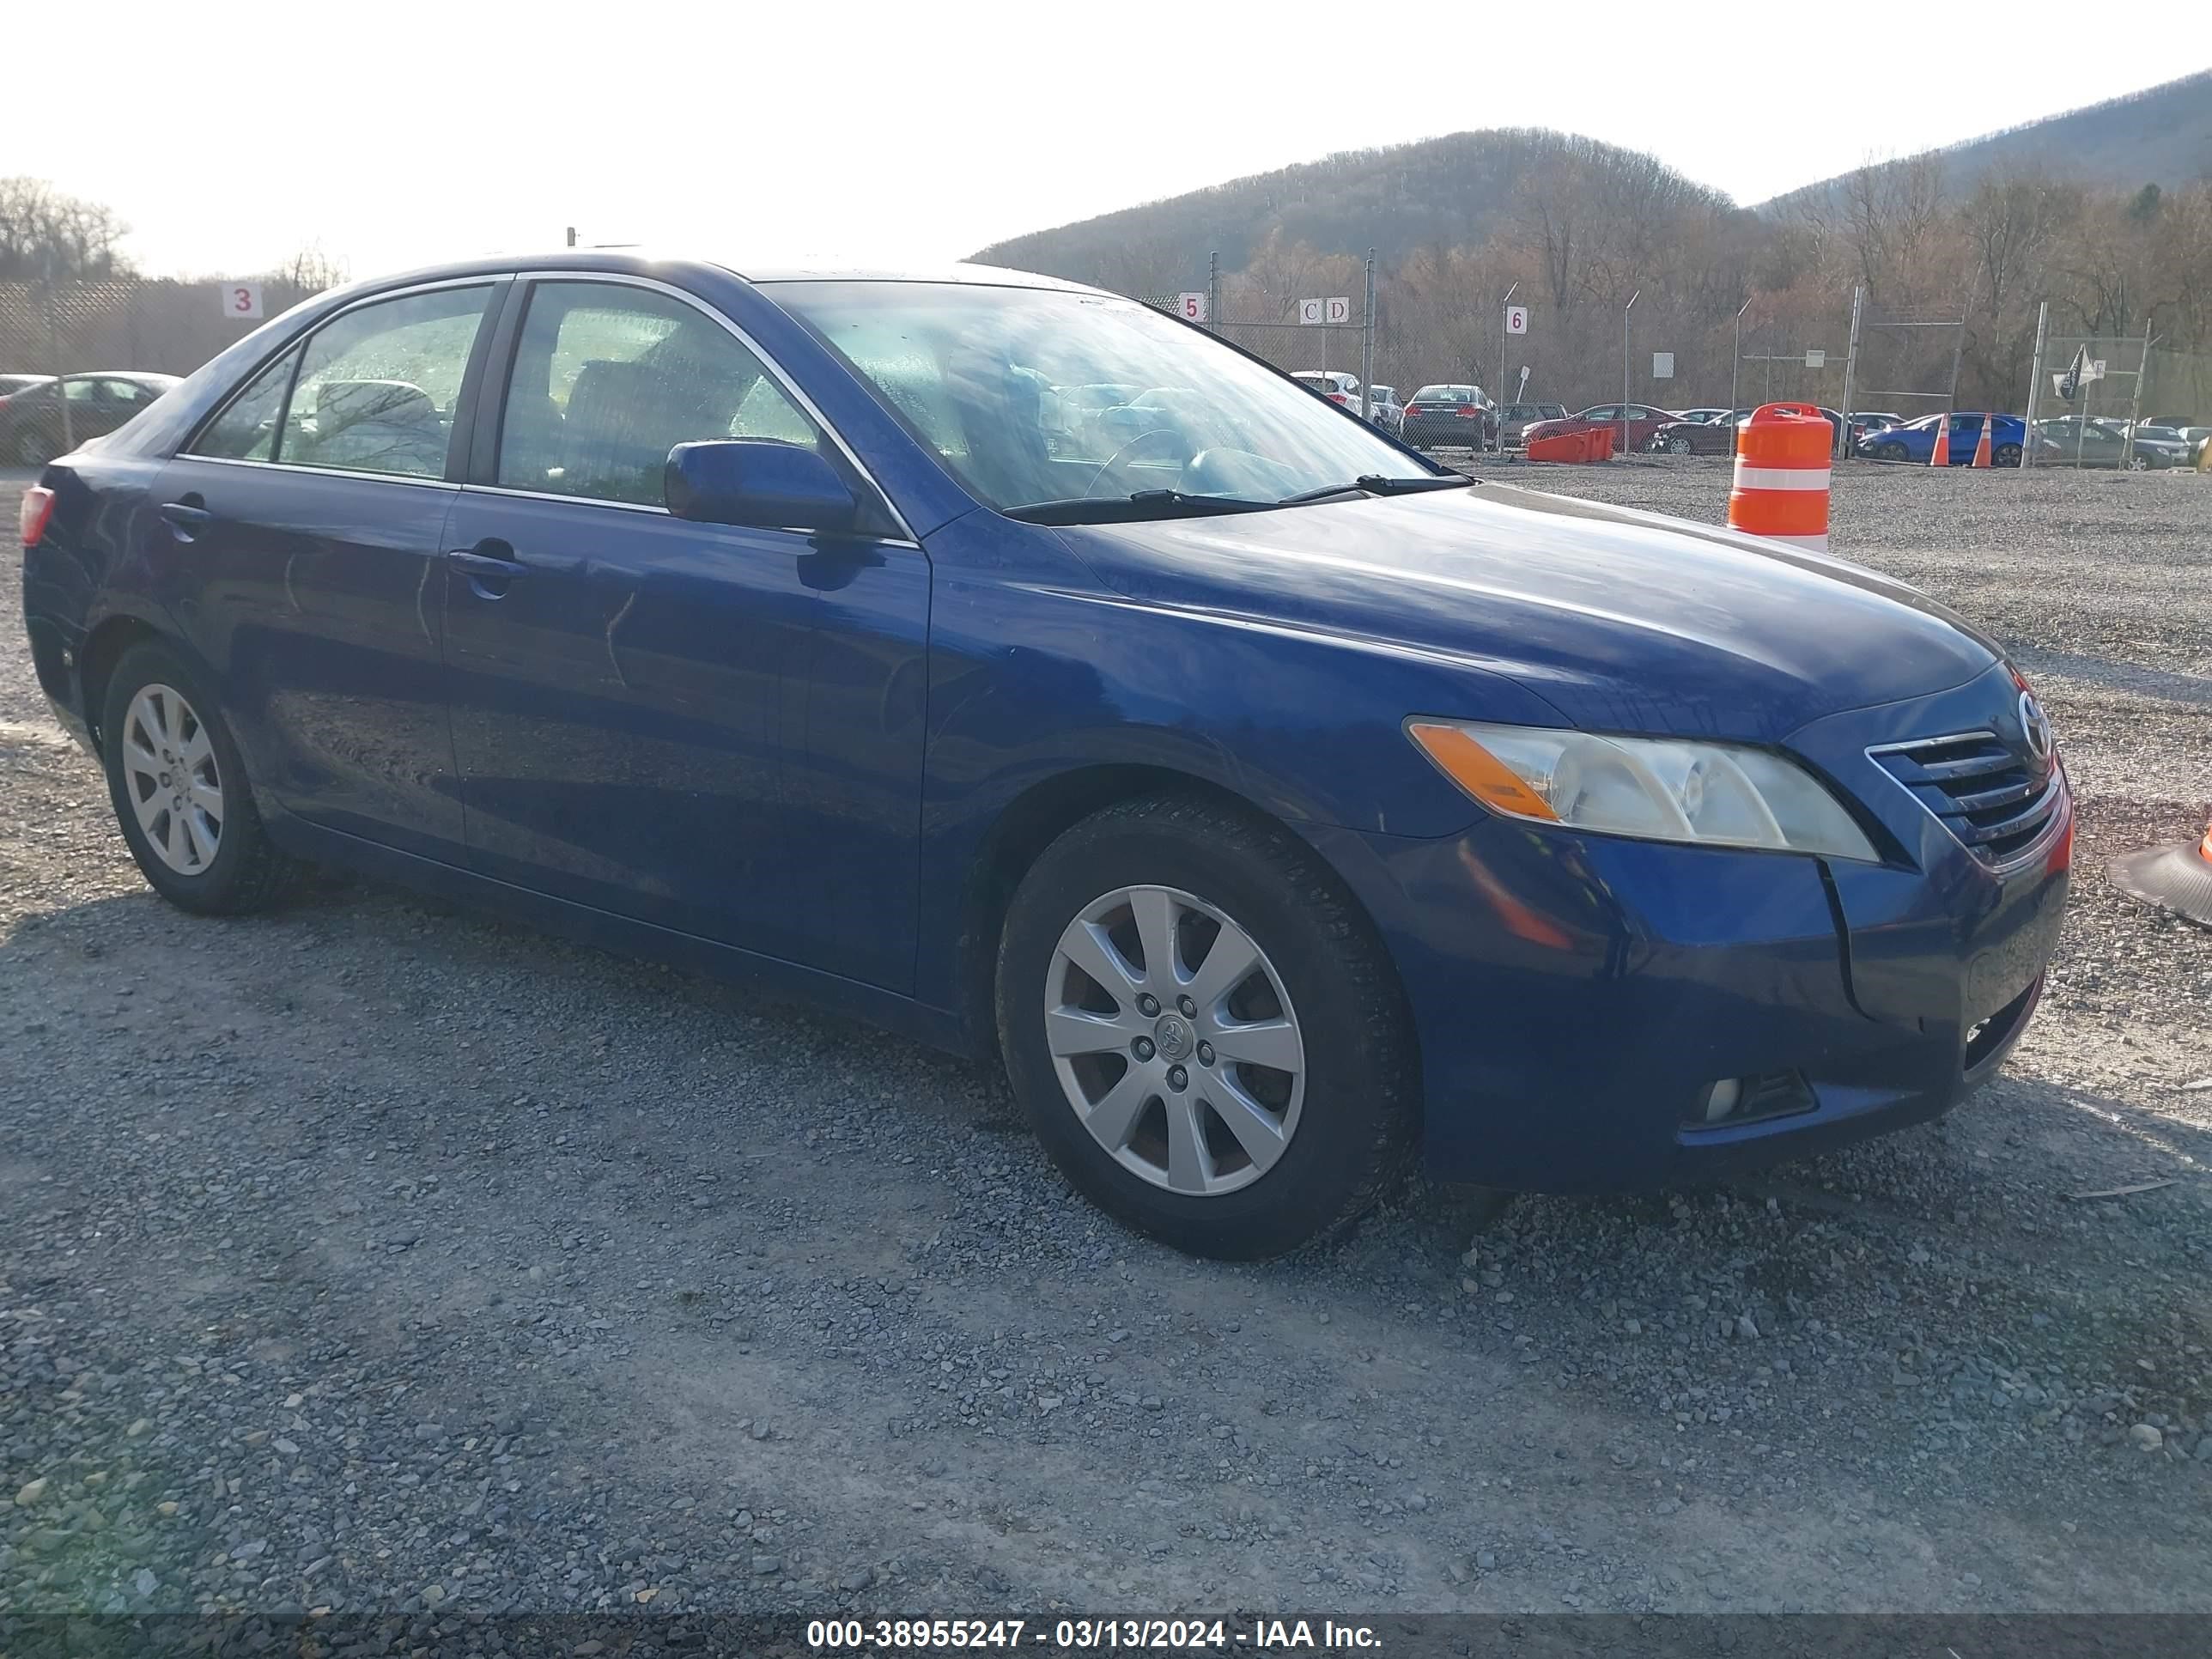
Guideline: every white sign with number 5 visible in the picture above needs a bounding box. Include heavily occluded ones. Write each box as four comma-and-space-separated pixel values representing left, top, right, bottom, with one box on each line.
1505, 305, 1528, 335
1176, 292, 1207, 322
222, 283, 264, 321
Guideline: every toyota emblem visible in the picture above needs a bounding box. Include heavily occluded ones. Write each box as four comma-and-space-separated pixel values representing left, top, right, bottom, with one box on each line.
2018, 690, 2054, 764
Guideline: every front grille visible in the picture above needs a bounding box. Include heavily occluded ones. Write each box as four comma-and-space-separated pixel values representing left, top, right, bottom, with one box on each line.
1869, 730, 2062, 868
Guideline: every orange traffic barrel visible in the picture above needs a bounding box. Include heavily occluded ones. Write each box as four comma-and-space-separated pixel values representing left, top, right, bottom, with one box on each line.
1728, 403, 1832, 550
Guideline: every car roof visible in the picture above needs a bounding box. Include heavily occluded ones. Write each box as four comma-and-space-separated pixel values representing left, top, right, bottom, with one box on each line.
335, 248, 1103, 292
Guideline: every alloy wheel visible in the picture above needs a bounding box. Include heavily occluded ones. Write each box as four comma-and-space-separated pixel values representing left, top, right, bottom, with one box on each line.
1043, 884, 1305, 1197
121, 683, 223, 874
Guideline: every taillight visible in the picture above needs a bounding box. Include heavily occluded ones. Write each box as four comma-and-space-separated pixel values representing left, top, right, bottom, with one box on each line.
1457, 404, 1479, 416
19, 484, 55, 548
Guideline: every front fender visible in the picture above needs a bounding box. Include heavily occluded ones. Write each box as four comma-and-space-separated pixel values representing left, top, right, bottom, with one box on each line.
910, 509, 1571, 1021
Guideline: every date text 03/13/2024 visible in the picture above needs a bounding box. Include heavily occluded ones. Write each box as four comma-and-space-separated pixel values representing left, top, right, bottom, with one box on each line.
804, 1619, 1383, 1650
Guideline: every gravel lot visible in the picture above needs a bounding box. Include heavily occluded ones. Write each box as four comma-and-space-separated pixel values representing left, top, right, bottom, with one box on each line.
2, 458, 2208, 1635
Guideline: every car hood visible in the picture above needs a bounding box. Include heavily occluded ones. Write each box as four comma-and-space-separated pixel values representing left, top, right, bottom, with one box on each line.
1053, 482, 2000, 743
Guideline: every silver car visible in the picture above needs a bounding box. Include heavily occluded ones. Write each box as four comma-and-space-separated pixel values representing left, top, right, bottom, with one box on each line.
1365, 383, 1405, 434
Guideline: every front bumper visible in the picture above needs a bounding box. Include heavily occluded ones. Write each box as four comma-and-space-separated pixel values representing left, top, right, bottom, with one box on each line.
1311, 661, 2070, 1192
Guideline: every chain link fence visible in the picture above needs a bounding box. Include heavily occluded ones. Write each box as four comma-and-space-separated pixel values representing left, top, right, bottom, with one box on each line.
2022, 331, 2212, 469
0, 276, 321, 382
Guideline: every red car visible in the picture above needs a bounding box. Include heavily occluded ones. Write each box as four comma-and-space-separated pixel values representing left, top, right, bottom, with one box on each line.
1520, 403, 1679, 454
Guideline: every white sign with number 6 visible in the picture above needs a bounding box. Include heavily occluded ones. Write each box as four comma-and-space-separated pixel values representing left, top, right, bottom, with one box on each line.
1505, 304, 1528, 335
1176, 292, 1207, 322
222, 283, 264, 321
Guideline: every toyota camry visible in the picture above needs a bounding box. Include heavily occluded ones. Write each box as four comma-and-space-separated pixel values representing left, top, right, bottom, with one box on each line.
18, 252, 2070, 1258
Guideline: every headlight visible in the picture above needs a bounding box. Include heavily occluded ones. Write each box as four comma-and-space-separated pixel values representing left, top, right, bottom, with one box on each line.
1407, 720, 1880, 861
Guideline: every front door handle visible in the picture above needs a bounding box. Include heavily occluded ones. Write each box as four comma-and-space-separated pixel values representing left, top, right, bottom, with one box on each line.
448, 540, 526, 598
158, 499, 211, 541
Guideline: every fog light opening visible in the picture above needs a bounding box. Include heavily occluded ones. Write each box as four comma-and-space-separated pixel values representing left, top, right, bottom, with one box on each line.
1687, 1071, 1817, 1129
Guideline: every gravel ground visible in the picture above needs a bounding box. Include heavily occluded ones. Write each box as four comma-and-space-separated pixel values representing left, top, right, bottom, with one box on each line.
1, 459, 2208, 1635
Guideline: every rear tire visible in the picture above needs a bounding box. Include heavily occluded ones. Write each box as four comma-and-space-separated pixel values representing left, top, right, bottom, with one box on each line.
996, 794, 1416, 1260
100, 641, 297, 915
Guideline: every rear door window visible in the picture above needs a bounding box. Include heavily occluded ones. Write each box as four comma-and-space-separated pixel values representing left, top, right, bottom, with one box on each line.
189, 347, 302, 462
280, 286, 495, 479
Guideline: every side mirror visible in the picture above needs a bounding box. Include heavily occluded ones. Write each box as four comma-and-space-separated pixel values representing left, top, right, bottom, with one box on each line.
665, 438, 859, 534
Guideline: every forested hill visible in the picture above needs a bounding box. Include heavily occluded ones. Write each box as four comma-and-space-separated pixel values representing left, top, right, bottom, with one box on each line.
968, 130, 1735, 291
1760, 70, 2212, 214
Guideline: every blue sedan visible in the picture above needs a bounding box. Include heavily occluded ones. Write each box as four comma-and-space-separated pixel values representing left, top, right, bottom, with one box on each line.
18, 252, 2070, 1258
1856, 411, 2026, 465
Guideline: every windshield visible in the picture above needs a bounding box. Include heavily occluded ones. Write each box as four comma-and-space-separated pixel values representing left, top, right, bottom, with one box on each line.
773, 281, 1437, 516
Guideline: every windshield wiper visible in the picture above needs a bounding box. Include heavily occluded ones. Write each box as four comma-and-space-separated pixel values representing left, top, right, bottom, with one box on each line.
1002, 489, 1278, 526
1277, 474, 1475, 506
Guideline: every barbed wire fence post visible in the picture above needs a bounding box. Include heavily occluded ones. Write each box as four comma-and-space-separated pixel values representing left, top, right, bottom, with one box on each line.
1359, 249, 1375, 422
2021, 301, 2050, 469
41, 251, 75, 454
2122, 331, 2154, 469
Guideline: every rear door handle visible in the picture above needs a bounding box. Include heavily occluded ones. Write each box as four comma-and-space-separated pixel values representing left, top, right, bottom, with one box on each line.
447, 540, 526, 598
158, 500, 212, 540
448, 548, 526, 579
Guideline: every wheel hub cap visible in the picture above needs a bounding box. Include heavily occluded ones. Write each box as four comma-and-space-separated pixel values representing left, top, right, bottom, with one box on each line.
1043, 884, 1306, 1198
1152, 1014, 1194, 1060
120, 683, 223, 876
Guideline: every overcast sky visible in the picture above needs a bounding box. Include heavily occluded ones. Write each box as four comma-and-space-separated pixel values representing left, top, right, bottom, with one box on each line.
19, 3, 2204, 281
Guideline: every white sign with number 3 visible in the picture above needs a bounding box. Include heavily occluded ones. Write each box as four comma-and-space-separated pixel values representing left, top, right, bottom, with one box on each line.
222, 283, 264, 321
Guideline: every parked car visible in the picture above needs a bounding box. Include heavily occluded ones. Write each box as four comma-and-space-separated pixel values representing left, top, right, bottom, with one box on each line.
1522, 403, 1679, 453
19, 252, 2070, 1260
1856, 412, 2024, 466
1402, 385, 1496, 449
2132, 419, 2209, 459
1649, 411, 1740, 455
1674, 407, 1729, 424
0, 371, 181, 466
1648, 407, 1846, 457
1364, 383, 1405, 434
2029, 416, 2194, 470
1494, 400, 1569, 447
0, 373, 55, 399
1291, 370, 1362, 413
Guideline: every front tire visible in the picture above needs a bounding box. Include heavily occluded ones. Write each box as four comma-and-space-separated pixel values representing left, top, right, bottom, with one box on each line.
996, 795, 1416, 1259
1876, 441, 1908, 463
1667, 434, 1694, 455
100, 641, 296, 915
1995, 443, 2021, 467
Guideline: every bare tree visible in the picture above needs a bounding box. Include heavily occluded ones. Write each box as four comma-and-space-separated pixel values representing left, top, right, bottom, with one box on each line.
0, 177, 131, 282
